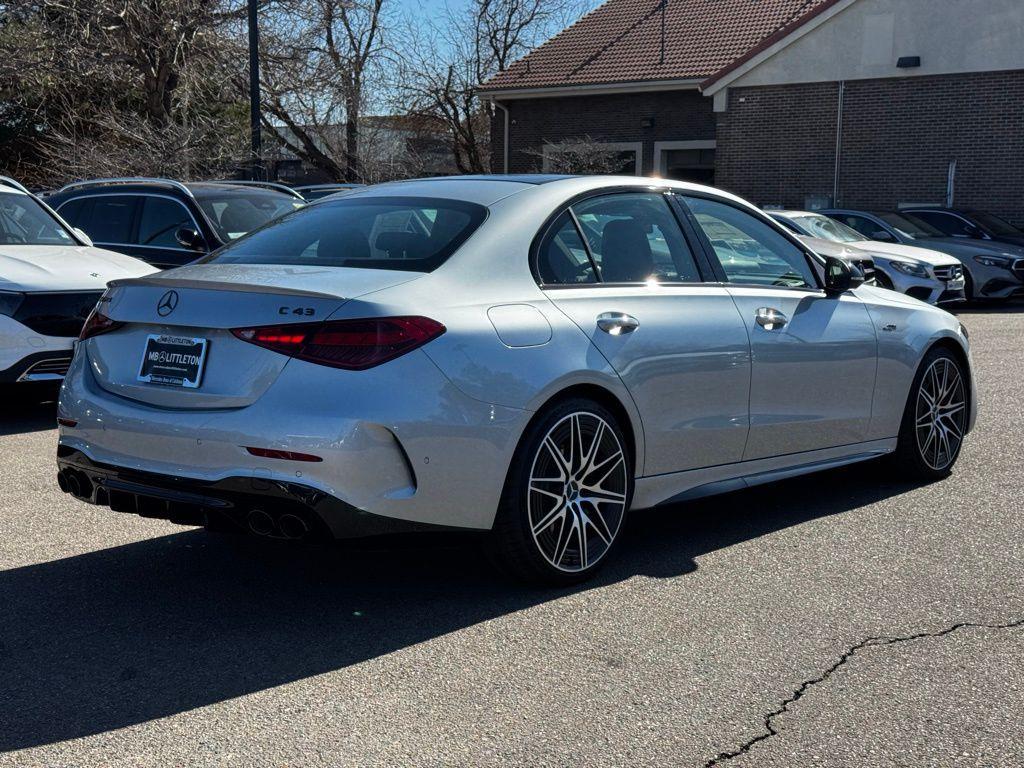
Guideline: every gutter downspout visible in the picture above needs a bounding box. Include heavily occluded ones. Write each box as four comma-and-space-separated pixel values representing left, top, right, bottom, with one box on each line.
833, 80, 845, 205
492, 100, 510, 174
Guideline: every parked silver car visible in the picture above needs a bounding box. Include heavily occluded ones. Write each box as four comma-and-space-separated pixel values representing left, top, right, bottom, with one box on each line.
822, 209, 1024, 301
57, 176, 976, 584
769, 210, 965, 305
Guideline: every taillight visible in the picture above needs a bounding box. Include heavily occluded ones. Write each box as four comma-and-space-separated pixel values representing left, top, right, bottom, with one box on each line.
79, 308, 123, 340
231, 316, 446, 370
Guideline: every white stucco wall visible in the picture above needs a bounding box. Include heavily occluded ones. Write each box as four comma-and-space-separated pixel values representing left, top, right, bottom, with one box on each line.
724, 0, 1024, 90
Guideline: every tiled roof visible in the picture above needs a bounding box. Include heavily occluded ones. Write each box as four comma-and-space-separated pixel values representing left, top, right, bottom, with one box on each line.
481, 0, 840, 93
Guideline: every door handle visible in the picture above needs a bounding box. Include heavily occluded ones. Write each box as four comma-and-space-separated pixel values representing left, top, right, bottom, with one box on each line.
597, 312, 640, 335
755, 307, 788, 330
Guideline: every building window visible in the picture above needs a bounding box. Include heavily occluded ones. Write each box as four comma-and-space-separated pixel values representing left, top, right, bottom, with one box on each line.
654, 140, 716, 184
541, 140, 643, 175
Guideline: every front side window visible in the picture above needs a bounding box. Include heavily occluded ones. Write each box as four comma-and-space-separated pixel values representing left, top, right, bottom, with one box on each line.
791, 214, 867, 243
0, 192, 76, 246
205, 196, 486, 272
197, 192, 305, 242
571, 193, 701, 283
684, 196, 816, 288
138, 197, 195, 248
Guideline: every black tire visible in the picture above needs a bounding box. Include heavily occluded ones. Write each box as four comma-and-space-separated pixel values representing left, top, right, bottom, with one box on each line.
489, 398, 633, 586
888, 347, 968, 481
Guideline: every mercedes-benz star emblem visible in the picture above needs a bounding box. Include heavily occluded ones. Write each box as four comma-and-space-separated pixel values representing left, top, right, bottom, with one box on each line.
156, 290, 179, 317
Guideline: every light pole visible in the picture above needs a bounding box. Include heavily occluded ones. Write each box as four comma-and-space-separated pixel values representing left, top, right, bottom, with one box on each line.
247, 0, 263, 181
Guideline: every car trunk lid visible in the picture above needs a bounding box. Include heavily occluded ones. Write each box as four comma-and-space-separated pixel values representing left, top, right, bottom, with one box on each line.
86, 264, 423, 409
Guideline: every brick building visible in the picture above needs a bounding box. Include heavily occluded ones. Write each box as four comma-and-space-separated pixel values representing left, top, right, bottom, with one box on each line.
480, 0, 1024, 223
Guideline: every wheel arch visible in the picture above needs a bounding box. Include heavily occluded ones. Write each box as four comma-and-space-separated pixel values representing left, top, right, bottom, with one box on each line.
923, 333, 975, 433
526, 383, 643, 476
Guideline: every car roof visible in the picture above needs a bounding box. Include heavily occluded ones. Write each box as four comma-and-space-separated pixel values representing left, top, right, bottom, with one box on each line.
295, 183, 364, 190
334, 174, 761, 209
769, 210, 822, 218
47, 178, 299, 201
332, 176, 564, 206
186, 182, 295, 198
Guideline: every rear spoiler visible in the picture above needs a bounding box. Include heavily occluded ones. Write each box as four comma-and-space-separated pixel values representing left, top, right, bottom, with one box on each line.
106, 276, 343, 300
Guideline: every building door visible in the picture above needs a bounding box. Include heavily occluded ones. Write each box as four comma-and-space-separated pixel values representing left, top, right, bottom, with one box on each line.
658, 142, 716, 185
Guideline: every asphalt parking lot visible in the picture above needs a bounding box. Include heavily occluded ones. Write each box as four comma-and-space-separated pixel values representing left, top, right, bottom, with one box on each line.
1, 303, 1022, 767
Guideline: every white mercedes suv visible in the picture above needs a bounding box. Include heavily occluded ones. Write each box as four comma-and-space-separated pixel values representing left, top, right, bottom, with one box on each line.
0, 178, 155, 384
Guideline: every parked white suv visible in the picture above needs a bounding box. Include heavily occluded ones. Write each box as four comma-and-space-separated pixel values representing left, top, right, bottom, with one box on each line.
770, 210, 966, 305
0, 178, 155, 383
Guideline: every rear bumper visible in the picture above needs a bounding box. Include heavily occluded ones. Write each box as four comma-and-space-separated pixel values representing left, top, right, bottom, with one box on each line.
56, 447, 450, 539
57, 345, 531, 532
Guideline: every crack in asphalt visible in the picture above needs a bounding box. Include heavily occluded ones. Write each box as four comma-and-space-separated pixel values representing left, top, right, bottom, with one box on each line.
703, 617, 1024, 767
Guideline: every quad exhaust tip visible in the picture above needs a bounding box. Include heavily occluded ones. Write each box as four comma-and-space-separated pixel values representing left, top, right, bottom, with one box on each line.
278, 513, 309, 540
247, 509, 309, 540
247, 509, 275, 537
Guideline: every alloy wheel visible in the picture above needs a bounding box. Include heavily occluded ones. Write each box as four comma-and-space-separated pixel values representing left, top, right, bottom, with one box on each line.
915, 357, 967, 471
527, 412, 628, 573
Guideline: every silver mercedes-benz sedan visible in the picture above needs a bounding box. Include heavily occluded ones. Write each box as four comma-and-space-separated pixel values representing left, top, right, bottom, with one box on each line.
56, 176, 976, 584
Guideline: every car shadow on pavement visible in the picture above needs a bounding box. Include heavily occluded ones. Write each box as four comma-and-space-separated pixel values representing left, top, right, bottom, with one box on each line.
0, 464, 918, 752
0, 384, 59, 436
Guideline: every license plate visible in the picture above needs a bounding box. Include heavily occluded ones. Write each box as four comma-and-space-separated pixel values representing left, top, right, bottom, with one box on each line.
137, 334, 209, 388
947, 276, 966, 289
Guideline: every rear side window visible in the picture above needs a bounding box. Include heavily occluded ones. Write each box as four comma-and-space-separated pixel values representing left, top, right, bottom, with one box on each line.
829, 214, 879, 239
205, 196, 486, 272
574, 193, 701, 283
537, 212, 596, 285
909, 211, 975, 237
76, 196, 138, 244
138, 197, 194, 248
57, 198, 85, 225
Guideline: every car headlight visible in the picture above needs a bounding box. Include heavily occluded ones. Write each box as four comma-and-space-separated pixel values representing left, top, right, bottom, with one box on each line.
0, 291, 25, 317
890, 260, 930, 278
973, 254, 1012, 268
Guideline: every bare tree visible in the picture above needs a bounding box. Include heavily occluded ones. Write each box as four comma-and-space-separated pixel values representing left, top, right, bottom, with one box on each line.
257, 0, 393, 182
399, 0, 577, 174
525, 137, 632, 175
0, 0, 250, 185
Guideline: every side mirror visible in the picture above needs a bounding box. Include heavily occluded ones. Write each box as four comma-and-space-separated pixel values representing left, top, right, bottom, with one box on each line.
174, 226, 206, 251
823, 256, 864, 295
73, 228, 93, 247
870, 229, 895, 242
964, 224, 986, 239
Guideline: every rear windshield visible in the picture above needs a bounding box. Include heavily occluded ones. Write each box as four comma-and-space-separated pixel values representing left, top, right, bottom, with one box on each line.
204, 196, 487, 272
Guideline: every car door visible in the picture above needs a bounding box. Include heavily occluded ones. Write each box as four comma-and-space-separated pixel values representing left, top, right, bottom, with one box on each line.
538, 190, 751, 476
679, 194, 878, 461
